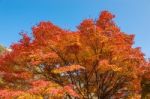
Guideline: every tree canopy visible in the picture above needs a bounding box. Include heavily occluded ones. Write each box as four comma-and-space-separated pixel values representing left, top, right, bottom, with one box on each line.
0, 11, 149, 99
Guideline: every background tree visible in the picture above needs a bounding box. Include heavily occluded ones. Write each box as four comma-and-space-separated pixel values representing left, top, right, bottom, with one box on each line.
0, 11, 148, 99
0, 45, 6, 54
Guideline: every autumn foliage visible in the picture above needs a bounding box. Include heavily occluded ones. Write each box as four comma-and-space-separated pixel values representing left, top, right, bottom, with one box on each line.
0, 11, 149, 99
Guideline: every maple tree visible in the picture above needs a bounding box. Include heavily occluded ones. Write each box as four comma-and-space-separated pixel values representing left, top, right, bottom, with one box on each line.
141, 61, 150, 99
0, 11, 149, 99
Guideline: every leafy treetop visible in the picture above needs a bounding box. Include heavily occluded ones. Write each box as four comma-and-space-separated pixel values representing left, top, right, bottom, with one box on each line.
0, 11, 148, 99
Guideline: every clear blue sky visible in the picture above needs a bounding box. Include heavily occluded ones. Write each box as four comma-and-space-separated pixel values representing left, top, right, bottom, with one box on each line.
0, 0, 150, 57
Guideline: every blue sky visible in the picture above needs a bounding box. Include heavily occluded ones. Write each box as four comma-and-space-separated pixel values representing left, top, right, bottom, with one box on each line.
0, 0, 150, 57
